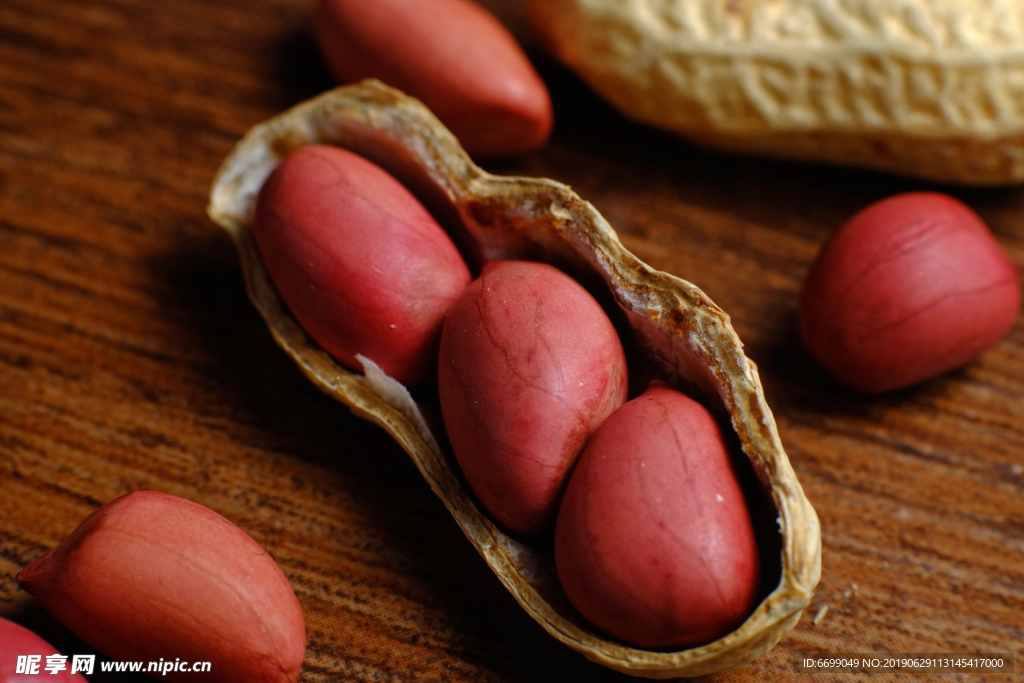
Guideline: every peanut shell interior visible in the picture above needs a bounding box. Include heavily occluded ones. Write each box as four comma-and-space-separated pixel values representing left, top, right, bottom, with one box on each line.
207, 80, 821, 678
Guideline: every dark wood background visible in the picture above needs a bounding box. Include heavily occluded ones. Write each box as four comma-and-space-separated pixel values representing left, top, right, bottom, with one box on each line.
2, 1, 1021, 681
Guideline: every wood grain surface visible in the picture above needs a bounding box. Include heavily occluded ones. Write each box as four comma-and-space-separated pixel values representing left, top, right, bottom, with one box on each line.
1, 1, 1022, 681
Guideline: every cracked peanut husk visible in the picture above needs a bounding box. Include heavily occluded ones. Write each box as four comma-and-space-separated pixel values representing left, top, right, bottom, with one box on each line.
208, 80, 821, 678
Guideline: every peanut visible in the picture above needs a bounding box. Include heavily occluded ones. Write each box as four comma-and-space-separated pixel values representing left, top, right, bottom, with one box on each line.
1, 617, 87, 682
17, 492, 306, 683
207, 82, 822, 678
800, 192, 1021, 393
554, 381, 762, 648
314, 0, 553, 158
531, 0, 1024, 184
437, 260, 628, 535
252, 144, 471, 387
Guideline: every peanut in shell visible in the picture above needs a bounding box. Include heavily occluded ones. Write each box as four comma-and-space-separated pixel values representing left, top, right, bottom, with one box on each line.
530, 0, 1024, 185
207, 80, 821, 678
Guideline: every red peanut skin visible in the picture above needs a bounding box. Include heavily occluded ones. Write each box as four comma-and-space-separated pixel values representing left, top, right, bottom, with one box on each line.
800, 192, 1021, 393
438, 260, 628, 535
17, 492, 305, 683
0, 617, 87, 682
253, 145, 471, 387
313, 0, 553, 158
554, 382, 761, 649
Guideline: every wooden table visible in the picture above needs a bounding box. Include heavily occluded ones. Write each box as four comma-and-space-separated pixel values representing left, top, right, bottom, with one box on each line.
2, 1, 1021, 681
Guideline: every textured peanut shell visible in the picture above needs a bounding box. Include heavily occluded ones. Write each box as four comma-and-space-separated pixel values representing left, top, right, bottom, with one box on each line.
208, 80, 821, 678
530, 0, 1024, 185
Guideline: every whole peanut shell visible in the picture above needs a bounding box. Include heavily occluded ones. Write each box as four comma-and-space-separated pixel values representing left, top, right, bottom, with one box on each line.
531, 0, 1024, 184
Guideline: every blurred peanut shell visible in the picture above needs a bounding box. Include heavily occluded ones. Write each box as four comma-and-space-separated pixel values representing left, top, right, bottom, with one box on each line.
530, 0, 1024, 185
207, 80, 820, 678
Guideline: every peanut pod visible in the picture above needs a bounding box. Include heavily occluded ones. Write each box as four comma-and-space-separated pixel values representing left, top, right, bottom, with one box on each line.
530, 0, 1024, 185
207, 80, 820, 678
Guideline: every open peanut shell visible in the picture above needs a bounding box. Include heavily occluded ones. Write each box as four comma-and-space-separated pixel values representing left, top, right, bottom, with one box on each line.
207, 80, 821, 678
